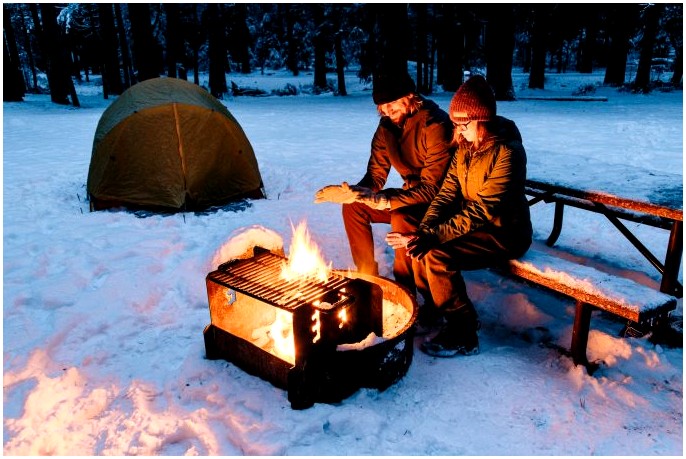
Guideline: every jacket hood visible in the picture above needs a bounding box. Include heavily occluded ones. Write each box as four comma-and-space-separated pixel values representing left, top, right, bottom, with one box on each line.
459, 115, 522, 152
491, 116, 522, 145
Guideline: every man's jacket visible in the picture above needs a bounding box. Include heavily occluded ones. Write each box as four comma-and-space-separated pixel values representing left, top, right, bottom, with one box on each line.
356, 97, 454, 210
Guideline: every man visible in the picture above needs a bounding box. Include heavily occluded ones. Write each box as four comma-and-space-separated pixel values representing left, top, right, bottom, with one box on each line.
315, 72, 453, 296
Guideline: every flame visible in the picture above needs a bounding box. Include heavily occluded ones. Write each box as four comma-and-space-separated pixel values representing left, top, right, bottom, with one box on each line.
266, 221, 332, 362
269, 309, 295, 363
337, 308, 347, 328
281, 221, 331, 283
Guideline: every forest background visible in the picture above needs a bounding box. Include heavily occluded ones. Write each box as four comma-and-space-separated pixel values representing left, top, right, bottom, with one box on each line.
3, 3, 683, 104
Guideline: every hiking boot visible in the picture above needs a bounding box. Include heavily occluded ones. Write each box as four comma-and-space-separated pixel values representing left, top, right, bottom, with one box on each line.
420, 320, 481, 358
414, 305, 443, 336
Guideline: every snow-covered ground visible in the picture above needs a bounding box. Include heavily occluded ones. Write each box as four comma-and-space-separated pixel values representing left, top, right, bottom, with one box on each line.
3, 68, 683, 455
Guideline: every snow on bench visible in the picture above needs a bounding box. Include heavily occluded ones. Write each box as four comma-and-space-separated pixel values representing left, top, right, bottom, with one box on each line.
503, 248, 677, 372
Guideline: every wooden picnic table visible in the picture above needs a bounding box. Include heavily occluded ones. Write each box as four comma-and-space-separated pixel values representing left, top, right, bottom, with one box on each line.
524, 165, 683, 298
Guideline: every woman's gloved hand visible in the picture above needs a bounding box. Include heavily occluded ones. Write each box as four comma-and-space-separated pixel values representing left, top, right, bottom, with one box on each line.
406, 233, 438, 260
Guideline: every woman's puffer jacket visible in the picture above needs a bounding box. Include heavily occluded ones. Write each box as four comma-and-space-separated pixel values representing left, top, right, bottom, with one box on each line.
419, 115, 532, 248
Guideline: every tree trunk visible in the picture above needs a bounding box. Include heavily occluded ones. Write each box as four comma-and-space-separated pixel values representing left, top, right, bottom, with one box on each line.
3, 4, 26, 99
522, 41, 531, 73
603, 5, 635, 86
664, 5, 683, 86
207, 3, 228, 97
128, 3, 160, 82
428, 32, 436, 93
528, 5, 548, 89
284, 4, 299, 76
437, 4, 463, 92
332, 5, 347, 96
18, 5, 38, 91
165, 3, 181, 78
577, 23, 597, 73
39, 3, 79, 106
374, 3, 409, 77
671, 50, 683, 86
28, 4, 44, 69
334, 32, 347, 96
634, 3, 664, 91
357, 4, 377, 81
415, 3, 428, 93
485, 4, 516, 100
230, 4, 251, 74
192, 45, 199, 84
114, 4, 132, 89
312, 4, 328, 92
98, 3, 123, 96
4, 33, 25, 101
184, 4, 202, 85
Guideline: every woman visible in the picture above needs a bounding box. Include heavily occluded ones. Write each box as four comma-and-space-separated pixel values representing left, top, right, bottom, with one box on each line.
386, 75, 533, 357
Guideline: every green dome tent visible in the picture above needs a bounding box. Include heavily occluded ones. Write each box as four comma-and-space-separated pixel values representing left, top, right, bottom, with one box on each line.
87, 77, 264, 211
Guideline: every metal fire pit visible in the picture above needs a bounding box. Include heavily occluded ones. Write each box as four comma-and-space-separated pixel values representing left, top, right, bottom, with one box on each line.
203, 246, 418, 409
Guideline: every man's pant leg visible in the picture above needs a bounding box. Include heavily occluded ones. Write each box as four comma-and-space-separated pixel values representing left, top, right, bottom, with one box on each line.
342, 202, 390, 275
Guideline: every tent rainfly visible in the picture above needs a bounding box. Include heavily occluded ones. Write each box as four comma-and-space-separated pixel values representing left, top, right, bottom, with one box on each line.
87, 77, 265, 211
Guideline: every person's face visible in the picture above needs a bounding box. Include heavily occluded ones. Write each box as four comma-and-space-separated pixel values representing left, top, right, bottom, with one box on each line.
379, 98, 410, 125
452, 117, 478, 143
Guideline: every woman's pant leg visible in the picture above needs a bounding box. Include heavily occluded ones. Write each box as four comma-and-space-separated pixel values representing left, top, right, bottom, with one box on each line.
390, 205, 427, 295
415, 229, 515, 313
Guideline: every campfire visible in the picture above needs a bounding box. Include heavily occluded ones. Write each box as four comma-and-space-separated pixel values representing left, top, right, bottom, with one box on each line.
203, 222, 417, 409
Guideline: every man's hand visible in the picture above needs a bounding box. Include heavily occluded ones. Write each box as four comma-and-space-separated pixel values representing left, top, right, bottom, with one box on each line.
314, 182, 359, 204
385, 232, 416, 250
406, 233, 438, 260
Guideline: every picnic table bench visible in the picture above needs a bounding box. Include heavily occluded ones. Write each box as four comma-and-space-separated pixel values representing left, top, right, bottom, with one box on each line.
499, 168, 682, 373
524, 179, 683, 298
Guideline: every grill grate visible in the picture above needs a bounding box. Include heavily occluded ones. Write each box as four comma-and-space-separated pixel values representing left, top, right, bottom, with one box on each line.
212, 250, 350, 309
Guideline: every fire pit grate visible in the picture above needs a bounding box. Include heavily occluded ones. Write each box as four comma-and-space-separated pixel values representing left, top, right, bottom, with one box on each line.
212, 249, 352, 309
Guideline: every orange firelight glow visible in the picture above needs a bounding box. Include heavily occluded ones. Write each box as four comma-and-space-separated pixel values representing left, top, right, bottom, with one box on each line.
337, 309, 347, 328
281, 221, 331, 283
269, 308, 295, 363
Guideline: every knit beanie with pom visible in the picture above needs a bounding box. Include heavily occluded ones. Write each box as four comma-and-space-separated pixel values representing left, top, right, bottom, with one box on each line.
449, 75, 496, 123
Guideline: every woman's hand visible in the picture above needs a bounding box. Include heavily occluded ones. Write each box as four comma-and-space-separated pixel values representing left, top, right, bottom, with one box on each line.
406, 233, 439, 260
385, 232, 416, 250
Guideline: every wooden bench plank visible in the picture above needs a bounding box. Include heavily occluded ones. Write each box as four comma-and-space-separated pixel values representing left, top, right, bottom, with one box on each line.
524, 187, 674, 230
526, 179, 683, 221
524, 182, 684, 298
502, 248, 677, 372
508, 250, 677, 323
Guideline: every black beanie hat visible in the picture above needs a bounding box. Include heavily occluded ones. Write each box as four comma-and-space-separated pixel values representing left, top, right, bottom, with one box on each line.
449, 75, 496, 123
373, 72, 416, 105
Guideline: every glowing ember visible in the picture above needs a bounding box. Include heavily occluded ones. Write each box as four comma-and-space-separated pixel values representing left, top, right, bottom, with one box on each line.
281, 221, 331, 283
311, 310, 321, 343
